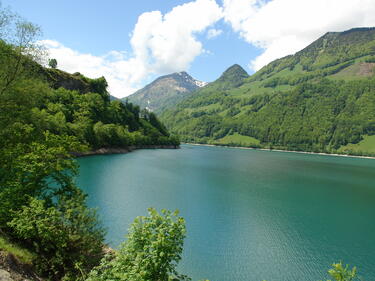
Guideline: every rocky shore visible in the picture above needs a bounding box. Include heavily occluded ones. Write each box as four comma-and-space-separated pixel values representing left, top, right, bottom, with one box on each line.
72, 144, 180, 157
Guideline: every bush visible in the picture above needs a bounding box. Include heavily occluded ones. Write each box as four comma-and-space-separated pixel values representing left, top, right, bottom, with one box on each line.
326, 262, 358, 281
87, 208, 190, 281
8, 188, 105, 281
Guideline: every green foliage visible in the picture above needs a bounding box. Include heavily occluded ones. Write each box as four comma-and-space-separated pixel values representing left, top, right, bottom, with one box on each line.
0, 120, 84, 225
93, 121, 134, 147
326, 262, 358, 281
211, 133, 260, 147
0, 104, 105, 279
86, 76, 109, 101
87, 208, 190, 281
9, 190, 105, 280
48, 58, 57, 68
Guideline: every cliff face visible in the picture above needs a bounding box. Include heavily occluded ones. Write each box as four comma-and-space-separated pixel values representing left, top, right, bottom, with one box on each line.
43, 69, 93, 93
37, 67, 108, 95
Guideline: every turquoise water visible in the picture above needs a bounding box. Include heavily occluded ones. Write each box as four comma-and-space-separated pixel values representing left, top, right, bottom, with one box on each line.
77, 145, 375, 281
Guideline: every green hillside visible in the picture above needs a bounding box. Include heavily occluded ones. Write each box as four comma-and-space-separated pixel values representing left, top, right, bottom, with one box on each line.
160, 28, 375, 156
0, 39, 179, 151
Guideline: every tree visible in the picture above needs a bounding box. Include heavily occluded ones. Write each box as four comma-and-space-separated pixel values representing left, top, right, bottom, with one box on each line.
0, 129, 85, 225
48, 58, 57, 68
0, 4, 42, 95
87, 208, 190, 281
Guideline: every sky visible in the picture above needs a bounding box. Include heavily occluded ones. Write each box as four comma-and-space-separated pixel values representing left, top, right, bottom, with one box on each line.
3, 0, 375, 98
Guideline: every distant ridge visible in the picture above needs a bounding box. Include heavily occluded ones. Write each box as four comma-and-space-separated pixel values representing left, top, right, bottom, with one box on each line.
124, 71, 206, 114
340, 27, 375, 35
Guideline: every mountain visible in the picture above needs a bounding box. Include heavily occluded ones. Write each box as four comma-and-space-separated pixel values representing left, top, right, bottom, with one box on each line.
124, 71, 207, 114
160, 27, 375, 156
214, 64, 249, 88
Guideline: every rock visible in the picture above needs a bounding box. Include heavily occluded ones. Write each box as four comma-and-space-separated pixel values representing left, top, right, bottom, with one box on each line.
0, 269, 14, 281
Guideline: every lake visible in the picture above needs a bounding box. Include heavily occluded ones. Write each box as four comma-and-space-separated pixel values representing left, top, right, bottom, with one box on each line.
76, 144, 375, 281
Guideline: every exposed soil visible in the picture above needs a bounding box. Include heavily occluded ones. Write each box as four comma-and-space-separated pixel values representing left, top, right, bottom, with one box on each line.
357, 62, 375, 76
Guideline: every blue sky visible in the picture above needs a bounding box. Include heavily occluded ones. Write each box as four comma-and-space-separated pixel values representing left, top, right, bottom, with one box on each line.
3, 0, 375, 97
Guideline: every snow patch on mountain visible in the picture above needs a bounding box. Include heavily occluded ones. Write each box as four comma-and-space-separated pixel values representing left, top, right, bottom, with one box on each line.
195, 80, 208, 87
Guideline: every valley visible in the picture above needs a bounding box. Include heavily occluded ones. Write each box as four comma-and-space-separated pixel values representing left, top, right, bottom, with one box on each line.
132, 28, 375, 157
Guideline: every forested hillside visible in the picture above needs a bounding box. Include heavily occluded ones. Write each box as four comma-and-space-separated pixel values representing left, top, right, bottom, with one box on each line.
0, 42, 179, 151
160, 28, 375, 156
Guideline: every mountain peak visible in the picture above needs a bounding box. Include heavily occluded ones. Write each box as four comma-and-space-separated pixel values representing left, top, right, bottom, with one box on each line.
220, 64, 248, 79
125, 71, 205, 113
173, 71, 207, 87
216, 64, 249, 88
227, 64, 247, 71
176, 71, 188, 76
172, 71, 189, 78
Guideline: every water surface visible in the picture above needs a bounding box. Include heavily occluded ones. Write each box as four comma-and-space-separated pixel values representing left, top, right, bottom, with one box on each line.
77, 145, 375, 281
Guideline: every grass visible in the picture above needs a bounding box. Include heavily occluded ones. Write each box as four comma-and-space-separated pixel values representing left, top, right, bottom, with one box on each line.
0, 235, 35, 264
338, 135, 375, 154
197, 103, 221, 111
213, 133, 260, 147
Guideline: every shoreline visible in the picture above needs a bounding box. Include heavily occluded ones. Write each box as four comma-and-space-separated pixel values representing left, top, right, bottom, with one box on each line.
72, 145, 180, 157
183, 142, 375, 160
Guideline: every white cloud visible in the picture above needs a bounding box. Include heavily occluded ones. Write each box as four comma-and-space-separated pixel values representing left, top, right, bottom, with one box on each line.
222, 0, 375, 71
131, 0, 222, 74
41, 0, 222, 98
207, 28, 223, 39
